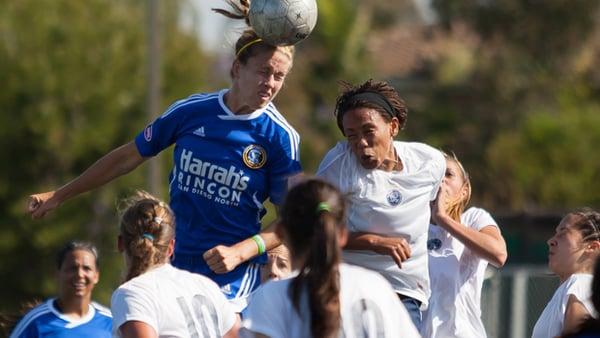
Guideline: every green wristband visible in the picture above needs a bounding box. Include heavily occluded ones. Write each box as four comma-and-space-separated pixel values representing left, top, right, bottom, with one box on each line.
252, 234, 266, 255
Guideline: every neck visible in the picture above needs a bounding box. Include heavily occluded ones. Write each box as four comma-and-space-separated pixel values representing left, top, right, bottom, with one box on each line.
378, 143, 402, 172
225, 87, 252, 115
55, 297, 90, 319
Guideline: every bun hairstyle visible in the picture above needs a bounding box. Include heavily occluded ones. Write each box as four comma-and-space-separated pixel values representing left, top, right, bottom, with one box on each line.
118, 191, 175, 281
334, 79, 408, 136
212, 1, 294, 68
281, 178, 346, 338
570, 208, 600, 244
443, 152, 472, 222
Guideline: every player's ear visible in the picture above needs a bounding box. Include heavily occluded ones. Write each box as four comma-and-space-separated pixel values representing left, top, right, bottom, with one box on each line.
231, 60, 241, 79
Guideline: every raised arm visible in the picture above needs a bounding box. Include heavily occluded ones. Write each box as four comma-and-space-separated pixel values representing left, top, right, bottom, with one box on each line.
431, 185, 507, 268
28, 141, 146, 219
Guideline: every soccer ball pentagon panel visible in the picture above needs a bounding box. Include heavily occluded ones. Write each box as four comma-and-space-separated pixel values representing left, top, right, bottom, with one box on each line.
249, 0, 318, 46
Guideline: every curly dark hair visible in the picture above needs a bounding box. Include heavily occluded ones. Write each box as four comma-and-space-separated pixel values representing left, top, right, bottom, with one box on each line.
334, 79, 408, 135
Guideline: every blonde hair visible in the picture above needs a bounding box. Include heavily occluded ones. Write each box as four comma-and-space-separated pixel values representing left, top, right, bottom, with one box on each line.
118, 191, 175, 281
444, 152, 472, 222
212, 1, 294, 66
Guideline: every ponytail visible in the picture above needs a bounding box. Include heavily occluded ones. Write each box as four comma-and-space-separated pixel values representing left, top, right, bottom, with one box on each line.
282, 179, 346, 338
212, 0, 251, 26
118, 191, 175, 281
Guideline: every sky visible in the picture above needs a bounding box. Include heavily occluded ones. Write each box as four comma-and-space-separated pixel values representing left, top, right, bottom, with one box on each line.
182, 0, 436, 53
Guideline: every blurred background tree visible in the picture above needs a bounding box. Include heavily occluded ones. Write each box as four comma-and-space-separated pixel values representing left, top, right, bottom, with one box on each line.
1, 0, 600, 314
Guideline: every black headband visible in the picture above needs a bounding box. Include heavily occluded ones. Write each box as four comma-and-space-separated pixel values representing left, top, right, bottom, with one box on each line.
344, 91, 395, 118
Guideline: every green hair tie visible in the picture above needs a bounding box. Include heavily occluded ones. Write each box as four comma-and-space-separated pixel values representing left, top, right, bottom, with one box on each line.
316, 202, 330, 213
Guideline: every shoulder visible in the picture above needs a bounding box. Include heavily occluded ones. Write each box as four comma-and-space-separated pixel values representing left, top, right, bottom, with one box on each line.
317, 141, 350, 174
262, 104, 300, 143
10, 301, 53, 337
398, 141, 443, 160
160, 91, 221, 119
566, 274, 594, 292
462, 207, 499, 229
91, 302, 112, 319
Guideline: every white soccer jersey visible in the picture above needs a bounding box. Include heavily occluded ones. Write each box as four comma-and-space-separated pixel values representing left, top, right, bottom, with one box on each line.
111, 264, 237, 338
532, 273, 597, 338
242, 263, 421, 338
422, 207, 499, 338
317, 141, 445, 307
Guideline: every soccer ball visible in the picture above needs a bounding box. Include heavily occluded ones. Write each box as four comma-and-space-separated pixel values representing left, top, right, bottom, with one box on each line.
249, 0, 318, 46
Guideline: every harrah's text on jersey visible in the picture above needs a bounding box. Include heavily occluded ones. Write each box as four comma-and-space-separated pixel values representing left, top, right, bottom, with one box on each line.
175, 149, 250, 206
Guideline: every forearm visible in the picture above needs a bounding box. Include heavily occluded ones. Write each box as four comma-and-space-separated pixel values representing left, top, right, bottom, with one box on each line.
230, 220, 282, 263
436, 214, 507, 267
55, 142, 145, 202
344, 232, 380, 251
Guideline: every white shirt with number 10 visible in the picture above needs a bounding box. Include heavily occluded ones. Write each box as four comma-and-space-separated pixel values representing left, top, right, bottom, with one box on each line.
111, 264, 237, 338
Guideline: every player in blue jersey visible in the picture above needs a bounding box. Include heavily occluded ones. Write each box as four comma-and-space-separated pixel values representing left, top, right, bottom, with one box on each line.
28, 2, 301, 310
9, 241, 111, 338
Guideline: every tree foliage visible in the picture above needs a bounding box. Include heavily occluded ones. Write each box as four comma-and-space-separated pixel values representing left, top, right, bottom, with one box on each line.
0, 0, 209, 310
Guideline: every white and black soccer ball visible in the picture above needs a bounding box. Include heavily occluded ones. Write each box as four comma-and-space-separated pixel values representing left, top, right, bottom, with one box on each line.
249, 0, 318, 46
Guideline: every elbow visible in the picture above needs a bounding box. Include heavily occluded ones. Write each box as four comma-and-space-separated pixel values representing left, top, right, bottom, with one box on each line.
490, 250, 508, 268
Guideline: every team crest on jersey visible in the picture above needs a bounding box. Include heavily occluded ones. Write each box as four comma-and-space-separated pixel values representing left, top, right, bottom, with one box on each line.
242, 144, 267, 169
386, 190, 402, 206
427, 238, 442, 251
143, 124, 153, 141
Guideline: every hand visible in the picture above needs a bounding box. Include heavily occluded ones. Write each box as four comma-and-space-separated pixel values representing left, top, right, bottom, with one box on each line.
371, 235, 411, 268
28, 191, 61, 219
430, 184, 451, 225
203, 245, 243, 274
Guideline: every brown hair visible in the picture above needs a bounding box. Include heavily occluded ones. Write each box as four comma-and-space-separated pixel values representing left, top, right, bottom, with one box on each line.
56, 240, 99, 270
212, 1, 294, 71
334, 79, 408, 135
0, 300, 42, 337
281, 178, 345, 338
118, 191, 175, 281
570, 208, 600, 243
443, 152, 472, 222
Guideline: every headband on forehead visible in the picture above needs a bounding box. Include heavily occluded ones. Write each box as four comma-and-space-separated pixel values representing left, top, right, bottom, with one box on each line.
345, 91, 395, 119
236, 38, 263, 59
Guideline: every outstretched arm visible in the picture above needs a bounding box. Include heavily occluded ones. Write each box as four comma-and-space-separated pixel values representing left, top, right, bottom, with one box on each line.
28, 141, 146, 219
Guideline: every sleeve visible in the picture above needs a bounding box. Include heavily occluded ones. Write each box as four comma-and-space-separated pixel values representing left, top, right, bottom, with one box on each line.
463, 207, 499, 231
428, 147, 446, 201
9, 317, 38, 338
242, 285, 287, 337
316, 142, 347, 192
268, 128, 302, 205
566, 276, 596, 317
110, 287, 159, 335
134, 99, 188, 157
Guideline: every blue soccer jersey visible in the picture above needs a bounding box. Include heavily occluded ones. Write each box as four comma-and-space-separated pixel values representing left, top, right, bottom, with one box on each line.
135, 89, 301, 298
10, 299, 112, 338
